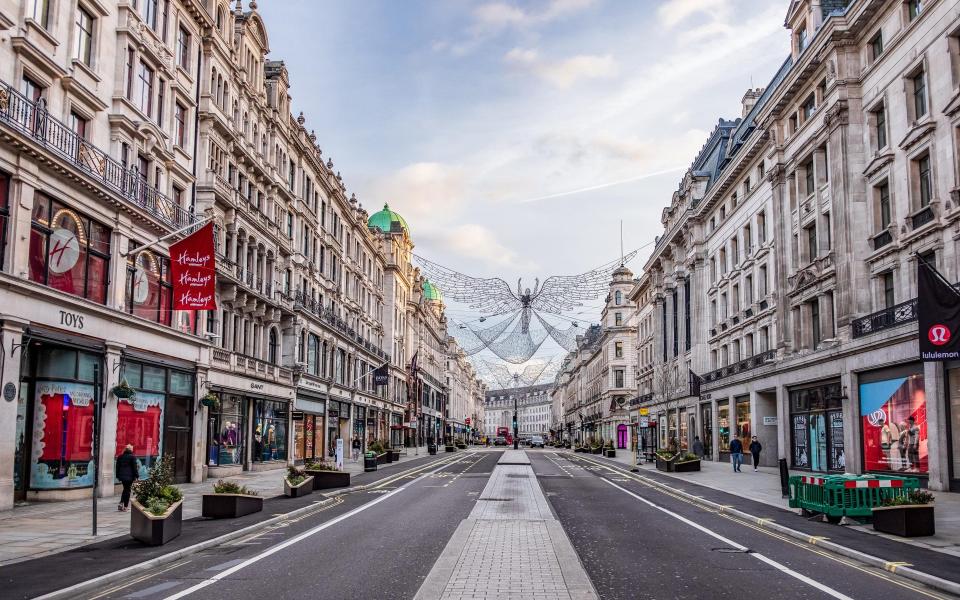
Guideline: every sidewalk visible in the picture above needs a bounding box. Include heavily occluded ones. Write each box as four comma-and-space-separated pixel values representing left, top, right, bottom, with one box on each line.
0, 446, 432, 567
598, 449, 960, 558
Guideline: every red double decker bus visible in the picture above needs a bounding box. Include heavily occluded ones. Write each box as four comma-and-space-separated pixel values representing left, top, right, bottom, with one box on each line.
496, 426, 513, 444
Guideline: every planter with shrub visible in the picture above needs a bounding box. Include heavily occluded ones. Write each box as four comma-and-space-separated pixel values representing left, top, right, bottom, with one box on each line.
673, 452, 701, 472
130, 455, 183, 546
604, 441, 616, 458
200, 392, 220, 412
445, 444, 456, 452
112, 379, 136, 400
202, 480, 263, 518
284, 466, 314, 498
655, 451, 676, 472
872, 490, 935, 537
304, 461, 351, 490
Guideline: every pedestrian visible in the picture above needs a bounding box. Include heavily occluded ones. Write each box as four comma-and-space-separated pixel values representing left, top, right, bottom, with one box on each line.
729, 437, 744, 472
692, 436, 705, 459
906, 417, 921, 471
115, 443, 139, 512
749, 436, 762, 472
351, 436, 361, 462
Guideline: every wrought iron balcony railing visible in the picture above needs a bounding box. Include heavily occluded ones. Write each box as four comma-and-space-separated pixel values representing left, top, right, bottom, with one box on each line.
851, 298, 917, 339
703, 349, 776, 383
0, 82, 195, 231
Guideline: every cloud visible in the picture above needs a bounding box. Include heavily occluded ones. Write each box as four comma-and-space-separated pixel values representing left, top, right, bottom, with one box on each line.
472, 0, 596, 31
370, 162, 468, 223
425, 224, 535, 270
658, 0, 731, 28
505, 47, 618, 88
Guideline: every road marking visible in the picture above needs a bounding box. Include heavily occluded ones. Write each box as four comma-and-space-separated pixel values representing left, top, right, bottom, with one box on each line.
600, 478, 855, 600
162, 455, 470, 600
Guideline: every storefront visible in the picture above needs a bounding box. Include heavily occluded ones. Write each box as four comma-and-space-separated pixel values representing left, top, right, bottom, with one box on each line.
206, 393, 247, 470
699, 403, 713, 460
252, 398, 288, 464
390, 413, 403, 447
718, 403, 730, 460
735, 396, 751, 454
327, 399, 350, 457
859, 364, 926, 476
354, 405, 367, 448
292, 393, 325, 465
789, 380, 844, 472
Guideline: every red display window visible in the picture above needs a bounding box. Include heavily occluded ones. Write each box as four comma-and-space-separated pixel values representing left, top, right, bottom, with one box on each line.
32, 382, 96, 489
126, 246, 197, 333
29, 194, 110, 303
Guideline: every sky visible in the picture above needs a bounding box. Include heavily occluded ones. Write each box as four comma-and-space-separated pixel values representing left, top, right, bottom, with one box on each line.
255, 0, 792, 377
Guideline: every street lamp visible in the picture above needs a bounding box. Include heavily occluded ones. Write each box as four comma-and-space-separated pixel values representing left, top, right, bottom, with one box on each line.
513, 396, 519, 450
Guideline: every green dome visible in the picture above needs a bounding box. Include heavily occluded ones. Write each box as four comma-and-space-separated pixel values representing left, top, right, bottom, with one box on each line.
368, 203, 409, 234
422, 279, 442, 302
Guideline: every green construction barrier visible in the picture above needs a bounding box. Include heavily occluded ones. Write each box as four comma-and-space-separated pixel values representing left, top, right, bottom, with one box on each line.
788, 473, 920, 522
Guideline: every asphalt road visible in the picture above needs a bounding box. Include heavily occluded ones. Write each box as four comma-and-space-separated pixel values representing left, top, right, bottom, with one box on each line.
532, 451, 954, 600
71, 451, 498, 600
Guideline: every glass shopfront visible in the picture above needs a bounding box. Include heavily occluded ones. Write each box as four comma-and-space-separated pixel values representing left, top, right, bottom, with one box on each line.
718, 404, 730, 454
206, 394, 247, 467
735, 396, 751, 452
678, 409, 689, 451
790, 381, 844, 472
327, 400, 350, 457
16, 343, 101, 493
700, 403, 713, 459
390, 413, 403, 448
860, 366, 926, 474
293, 411, 324, 464
120, 361, 194, 483
252, 399, 288, 462
354, 405, 367, 447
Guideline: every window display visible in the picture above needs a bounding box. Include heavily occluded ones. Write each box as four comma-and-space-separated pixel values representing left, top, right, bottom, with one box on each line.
789, 382, 843, 472
735, 397, 751, 451
860, 372, 926, 473
32, 382, 95, 489
29, 194, 110, 304
253, 399, 287, 462
126, 246, 197, 333
718, 405, 730, 452
115, 392, 163, 480
207, 395, 246, 466
700, 403, 713, 459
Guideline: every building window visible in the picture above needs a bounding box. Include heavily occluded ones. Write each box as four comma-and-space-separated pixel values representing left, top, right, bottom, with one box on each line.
31, 0, 51, 28
802, 94, 816, 121
811, 299, 821, 348
614, 369, 625, 389
907, 0, 923, 22
614, 290, 622, 305
177, 25, 191, 68
870, 31, 883, 61
759, 265, 768, 297
614, 341, 623, 358
615, 312, 622, 326
796, 24, 808, 53
804, 159, 815, 196
29, 195, 111, 304
873, 103, 887, 150
912, 70, 927, 119
882, 272, 895, 308
877, 181, 891, 229
21, 75, 43, 103
174, 102, 186, 146
757, 211, 766, 243
806, 224, 817, 261
917, 154, 932, 208
137, 61, 154, 117
69, 111, 88, 139
75, 7, 94, 67
0, 171, 9, 267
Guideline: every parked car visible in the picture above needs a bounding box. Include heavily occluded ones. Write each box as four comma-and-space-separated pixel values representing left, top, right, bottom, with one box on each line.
529, 436, 545, 448
494, 436, 508, 446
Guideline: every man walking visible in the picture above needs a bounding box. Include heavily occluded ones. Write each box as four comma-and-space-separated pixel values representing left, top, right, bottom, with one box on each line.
115, 443, 139, 512
692, 435, 705, 459
351, 436, 361, 462
749, 436, 762, 472
729, 437, 744, 472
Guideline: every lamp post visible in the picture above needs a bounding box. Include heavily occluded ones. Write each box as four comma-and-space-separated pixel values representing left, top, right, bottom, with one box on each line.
513, 396, 519, 450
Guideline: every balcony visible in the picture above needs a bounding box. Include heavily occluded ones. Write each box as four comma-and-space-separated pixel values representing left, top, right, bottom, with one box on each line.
851, 298, 917, 339
911, 205, 935, 229
210, 348, 293, 384
293, 290, 389, 361
703, 349, 776, 384
872, 230, 893, 250
0, 81, 195, 231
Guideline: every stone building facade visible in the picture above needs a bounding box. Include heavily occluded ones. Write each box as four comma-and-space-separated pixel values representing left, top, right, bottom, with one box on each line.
484, 383, 551, 439
633, 0, 960, 491
0, 0, 483, 510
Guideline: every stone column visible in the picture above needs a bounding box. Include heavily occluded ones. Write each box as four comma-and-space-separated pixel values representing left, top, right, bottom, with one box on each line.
820, 292, 836, 340
0, 317, 29, 510
97, 343, 125, 498
842, 369, 860, 475
769, 165, 793, 353
711, 399, 720, 461
192, 365, 210, 483
924, 361, 949, 491
776, 385, 790, 462
8, 173, 38, 279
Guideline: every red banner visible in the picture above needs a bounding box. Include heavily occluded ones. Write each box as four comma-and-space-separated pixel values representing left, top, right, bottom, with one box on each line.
170, 222, 217, 310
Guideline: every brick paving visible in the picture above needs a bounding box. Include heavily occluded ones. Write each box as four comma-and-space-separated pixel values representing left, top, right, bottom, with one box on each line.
415, 451, 597, 600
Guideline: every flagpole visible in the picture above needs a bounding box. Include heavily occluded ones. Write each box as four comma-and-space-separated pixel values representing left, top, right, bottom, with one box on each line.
119, 215, 215, 258
916, 252, 960, 299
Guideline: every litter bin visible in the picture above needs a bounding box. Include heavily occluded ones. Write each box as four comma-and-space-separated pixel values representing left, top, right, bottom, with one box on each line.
364, 452, 378, 472
788, 473, 920, 523
428, 444, 437, 455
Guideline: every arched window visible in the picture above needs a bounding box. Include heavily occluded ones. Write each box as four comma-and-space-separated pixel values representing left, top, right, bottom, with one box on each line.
268, 328, 278, 365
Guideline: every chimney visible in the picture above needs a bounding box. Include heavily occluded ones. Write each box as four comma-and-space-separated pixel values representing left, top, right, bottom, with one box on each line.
741, 87, 765, 117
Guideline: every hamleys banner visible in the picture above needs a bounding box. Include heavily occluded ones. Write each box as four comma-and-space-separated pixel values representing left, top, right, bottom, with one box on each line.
169, 222, 217, 310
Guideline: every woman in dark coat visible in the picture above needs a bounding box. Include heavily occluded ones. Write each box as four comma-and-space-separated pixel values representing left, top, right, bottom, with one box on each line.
115, 444, 139, 512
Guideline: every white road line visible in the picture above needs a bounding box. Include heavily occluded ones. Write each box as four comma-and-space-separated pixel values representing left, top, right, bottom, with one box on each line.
600, 478, 855, 600
162, 456, 469, 600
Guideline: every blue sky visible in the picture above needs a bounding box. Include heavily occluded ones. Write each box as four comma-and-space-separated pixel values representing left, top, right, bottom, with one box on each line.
257, 0, 791, 343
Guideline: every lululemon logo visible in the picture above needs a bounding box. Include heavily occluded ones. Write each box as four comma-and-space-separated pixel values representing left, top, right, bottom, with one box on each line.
929, 324, 951, 346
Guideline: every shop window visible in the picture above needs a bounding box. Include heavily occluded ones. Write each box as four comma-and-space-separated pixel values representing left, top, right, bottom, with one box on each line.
207, 394, 246, 466
253, 399, 288, 462
29, 195, 110, 304
860, 371, 926, 473
718, 404, 730, 453
789, 382, 844, 471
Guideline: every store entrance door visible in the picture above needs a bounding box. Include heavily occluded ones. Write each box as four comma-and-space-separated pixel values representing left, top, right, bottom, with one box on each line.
164, 395, 192, 483
616, 424, 628, 449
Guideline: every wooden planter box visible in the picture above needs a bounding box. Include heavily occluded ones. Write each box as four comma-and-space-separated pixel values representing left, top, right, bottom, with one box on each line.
445, 445, 456, 452
604, 449, 616, 458
284, 476, 314, 498
383, 450, 395, 463
872, 505, 935, 537
390, 450, 401, 462
592, 447, 603, 455
655, 456, 675, 472
375, 452, 388, 465
306, 469, 350, 490
130, 499, 183, 546
674, 459, 701, 472
202, 493, 263, 519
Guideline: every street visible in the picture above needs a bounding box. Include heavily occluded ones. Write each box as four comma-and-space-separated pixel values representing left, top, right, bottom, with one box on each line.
43, 450, 954, 600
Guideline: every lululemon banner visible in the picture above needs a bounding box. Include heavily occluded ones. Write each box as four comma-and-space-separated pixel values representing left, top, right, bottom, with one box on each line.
918, 256, 960, 361
170, 222, 218, 310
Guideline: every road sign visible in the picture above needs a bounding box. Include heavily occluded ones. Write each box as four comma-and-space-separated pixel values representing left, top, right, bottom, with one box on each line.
639, 416, 649, 428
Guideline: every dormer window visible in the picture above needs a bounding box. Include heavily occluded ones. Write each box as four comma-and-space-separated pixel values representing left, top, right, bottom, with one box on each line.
796, 23, 808, 53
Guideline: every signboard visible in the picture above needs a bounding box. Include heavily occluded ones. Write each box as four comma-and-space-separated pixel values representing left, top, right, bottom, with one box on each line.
169, 222, 217, 310
638, 416, 649, 428
639, 408, 649, 416
465, 417, 471, 425
335, 438, 344, 471
407, 421, 418, 429
918, 256, 960, 361
762, 416, 778, 426
372, 364, 389, 387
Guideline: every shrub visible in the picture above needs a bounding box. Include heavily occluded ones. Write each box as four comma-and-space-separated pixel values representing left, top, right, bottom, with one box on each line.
133, 455, 182, 516
368, 440, 385, 454
675, 452, 699, 463
655, 450, 676, 460
286, 466, 307, 486
213, 480, 259, 496
305, 460, 338, 472
881, 489, 935, 507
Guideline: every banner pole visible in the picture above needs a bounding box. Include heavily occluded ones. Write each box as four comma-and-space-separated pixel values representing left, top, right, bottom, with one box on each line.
119, 215, 215, 258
